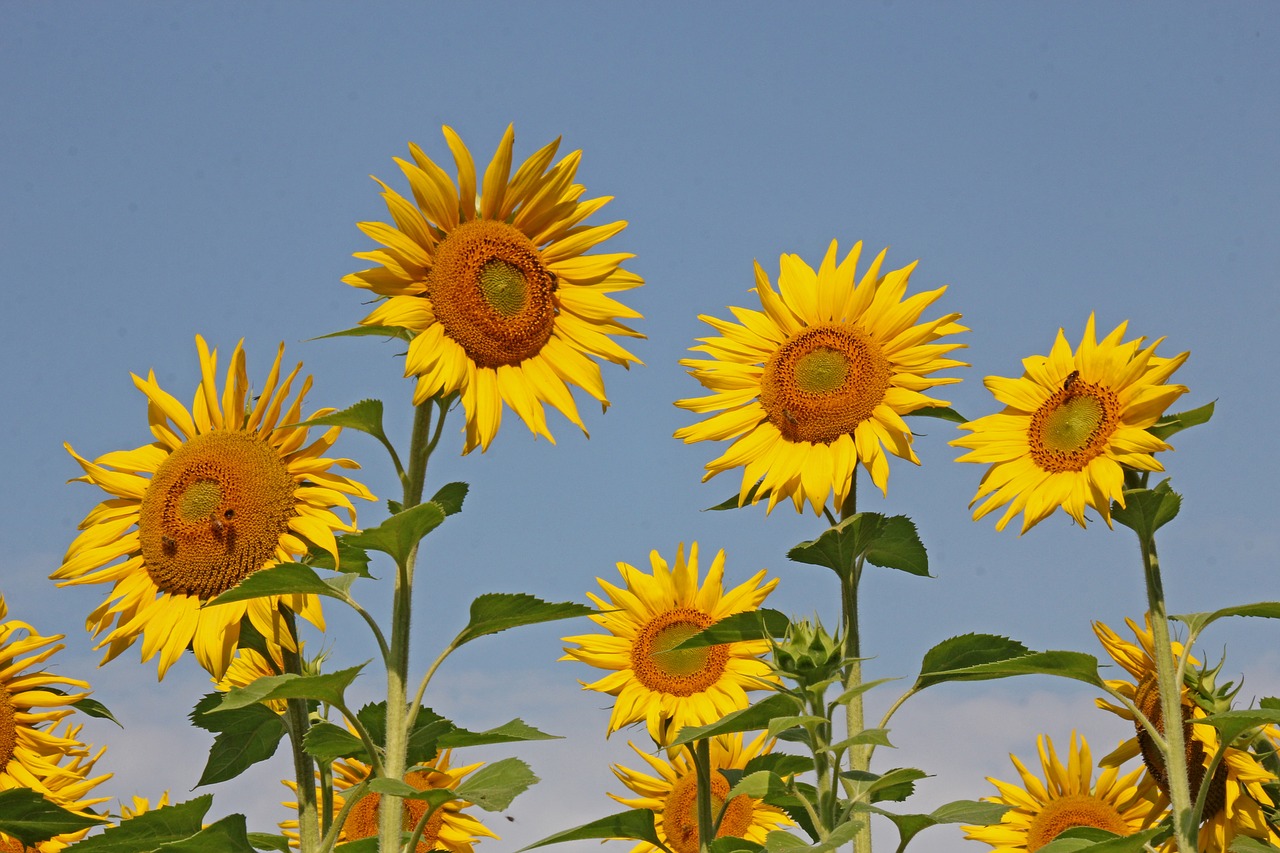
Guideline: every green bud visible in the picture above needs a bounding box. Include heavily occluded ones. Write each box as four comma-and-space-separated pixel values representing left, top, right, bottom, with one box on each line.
773, 617, 843, 688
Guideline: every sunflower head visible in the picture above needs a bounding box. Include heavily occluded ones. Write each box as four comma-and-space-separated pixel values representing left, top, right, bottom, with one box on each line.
561, 543, 779, 746
344, 124, 644, 454
53, 336, 375, 679
953, 314, 1189, 533
772, 617, 843, 689
675, 240, 966, 515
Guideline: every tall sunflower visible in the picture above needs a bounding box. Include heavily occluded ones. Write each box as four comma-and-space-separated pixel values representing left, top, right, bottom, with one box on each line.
952, 314, 1189, 533
345, 124, 644, 453
674, 240, 966, 515
963, 732, 1163, 852
1093, 619, 1280, 852
53, 336, 375, 679
610, 733, 793, 853
561, 543, 778, 746
282, 750, 497, 852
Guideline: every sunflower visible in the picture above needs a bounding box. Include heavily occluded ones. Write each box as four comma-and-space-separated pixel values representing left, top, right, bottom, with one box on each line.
953, 314, 1189, 533
53, 336, 375, 680
610, 733, 793, 853
118, 791, 171, 820
561, 543, 778, 746
0, 723, 110, 853
1093, 619, 1280, 851
214, 645, 287, 714
282, 750, 497, 852
963, 732, 1163, 852
345, 124, 644, 454
674, 240, 966, 515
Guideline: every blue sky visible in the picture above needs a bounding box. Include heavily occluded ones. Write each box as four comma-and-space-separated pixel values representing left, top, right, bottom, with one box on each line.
2, 4, 1279, 851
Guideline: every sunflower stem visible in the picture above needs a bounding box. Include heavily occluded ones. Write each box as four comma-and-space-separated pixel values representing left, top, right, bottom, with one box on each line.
694, 738, 715, 853
1139, 532, 1198, 852
281, 609, 322, 853
837, 474, 870, 853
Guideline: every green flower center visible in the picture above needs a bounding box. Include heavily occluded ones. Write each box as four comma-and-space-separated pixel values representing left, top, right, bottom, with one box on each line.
478, 259, 529, 318
651, 622, 711, 678
1028, 377, 1120, 473
178, 479, 222, 522
630, 607, 729, 697
794, 348, 849, 394
1042, 395, 1104, 452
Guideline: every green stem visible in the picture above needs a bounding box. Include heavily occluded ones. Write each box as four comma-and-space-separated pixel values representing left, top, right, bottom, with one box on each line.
280, 609, 321, 853
694, 739, 715, 853
838, 470, 869, 853
1139, 532, 1198, 853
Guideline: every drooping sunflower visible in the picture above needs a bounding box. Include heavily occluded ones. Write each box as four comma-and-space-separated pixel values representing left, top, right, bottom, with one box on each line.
281, 750, 497, 852
1093, 618, 1280, 852
610, 733, 794, 853
674, 240, 967, 515
953, 314, 1189, 533
561, 543, 778, 746
963, 732, 1164, 852
0, 723, 111, 853
345, 124, 644, 454
53, 336, 375, 679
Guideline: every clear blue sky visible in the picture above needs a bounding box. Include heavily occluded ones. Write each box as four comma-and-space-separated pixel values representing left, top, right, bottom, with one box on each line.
2, 4, 1278, 851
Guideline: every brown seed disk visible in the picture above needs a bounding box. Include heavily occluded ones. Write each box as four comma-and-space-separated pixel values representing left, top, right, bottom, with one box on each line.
137, 431, 298, 600
425, 219, 558, 368
1133, 674, 1227, 818
662, 770, 755, 853
0, 687, 15, 770
630, 608, 729, 697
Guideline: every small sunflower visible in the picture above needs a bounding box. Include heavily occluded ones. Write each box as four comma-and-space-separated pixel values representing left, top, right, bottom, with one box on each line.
963, 732, 1163, 852
282, 750, 497, 852
345, 124, 644, 453
561, 543, 778, 746
118, 791, 171, 820
1093, 619, 1280, 852
610, 733, 793, 853
214, 646, 287, 714
674, 240, 966, 515
0, 723, 111, 853
53, 336, 375, 679
953, 314, 1189, 533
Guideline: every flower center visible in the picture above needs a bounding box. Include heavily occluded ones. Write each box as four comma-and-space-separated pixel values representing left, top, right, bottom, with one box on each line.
0, 687, 15, 772
630, 608, 730, 697
0, 834, 27, 853
663, 768, 755, 853
1028, 379, 1120, 473
759, 324, 892, 444
137, 431, 298, 600
342, 771, 448, 851
425, 219, 559, 368
1025, 793, 1131, 852
1133, 674, 1227, 818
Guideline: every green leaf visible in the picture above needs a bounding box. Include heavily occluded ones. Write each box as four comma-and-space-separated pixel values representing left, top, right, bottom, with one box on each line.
196, 705, 286, 786
705, 483, 764, 512
877, 800, 1011, 851
295, 399, 387, 440
1197, 709, 1280, 745
357, 703, 456, 767
62, 796, 211, 852
726, 771, 792, 802
787, 513, 929, 580
304, 721, 369, 763
1173, 602, 1280, 635
454, 756, 538, 811
914, 634, 1031, 690
843, 767, 928, 803
669, 694, 804, 747
306, 537, 374, 578
830, 728, 893, 752
742, 753, 813, 778
1111, 481, 1181, 540
1229, 836, 1280, 852
72, 696, 123, 728
334, 836, 413, 853
906, 405, 967, 424
520, 810, 669, 852
920, 649, 1105, 690
710, 838, 765, 853
1035, 825, 1165, 853
0, 788, 105, 846
216, 664, 365, 711
437, 719, 559, 748
343, 503, 446, 567
833, 677, 899, 706
311, 325, 413, 342
763, 830, 812, 852
430, 482, 469, 516
247, 833, 292, 852
153, 814, 257, 852
1148, 400, 1215, 440
673, 609, 792, 649
209, 562, 352, 606
453, 593, 593, 647
766, 715, 827, 739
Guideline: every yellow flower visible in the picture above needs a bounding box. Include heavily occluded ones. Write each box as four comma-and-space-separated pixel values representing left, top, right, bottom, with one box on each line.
675, 240, 966, 514
953, 315, 1188, 533
282, 750, 497, 852
1093, 619, 1280, 852
119, 791, 171, 820
53, 336, 375, 679
963, 732, 1163, 852
214, 646, 286, 714
561, 543, 778, 746
345, 124, 644, 454
0, 721, 111, 853
610, 733, 793, 853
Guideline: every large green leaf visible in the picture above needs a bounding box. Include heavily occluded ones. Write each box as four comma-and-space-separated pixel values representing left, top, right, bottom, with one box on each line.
672, 609, 791, 649
914, 634, 1030, 690
519, 809, 668, 852
1148, 401, 1215, 440
710, 838, 765, 853
246, 833, 291, 852
72, 696, 122, 728
430, 482, 469, 516
1197, 709, 1280, 745
875, 799, 1010, 851
62, 796, 211, 852
920, 647, 1104, 690
343, 503, 446, 567
669, 694, 804, 747
1173, 602, 1280, 635
306, 537, 374, 577
216, 665, 365, 712
1229, 836, 1280, 852
304, 721, 369, 763
438, 719, 558, 748
153, 814, 256, 852
454, 757, 538, 811
1035, 825, 1165, 853
843, 767, 928, 803
357, 703, 456, 767
196, 704, 286, 786
1111, 481, 1181, 540
209, 562, 353, 606
296, 399, 387, 440
788, 513, 929, 579
453, 593, 593, 647
0, 788, 105, 846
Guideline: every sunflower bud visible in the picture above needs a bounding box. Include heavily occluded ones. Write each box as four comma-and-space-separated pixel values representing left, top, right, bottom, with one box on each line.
772, 618, 843, 689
